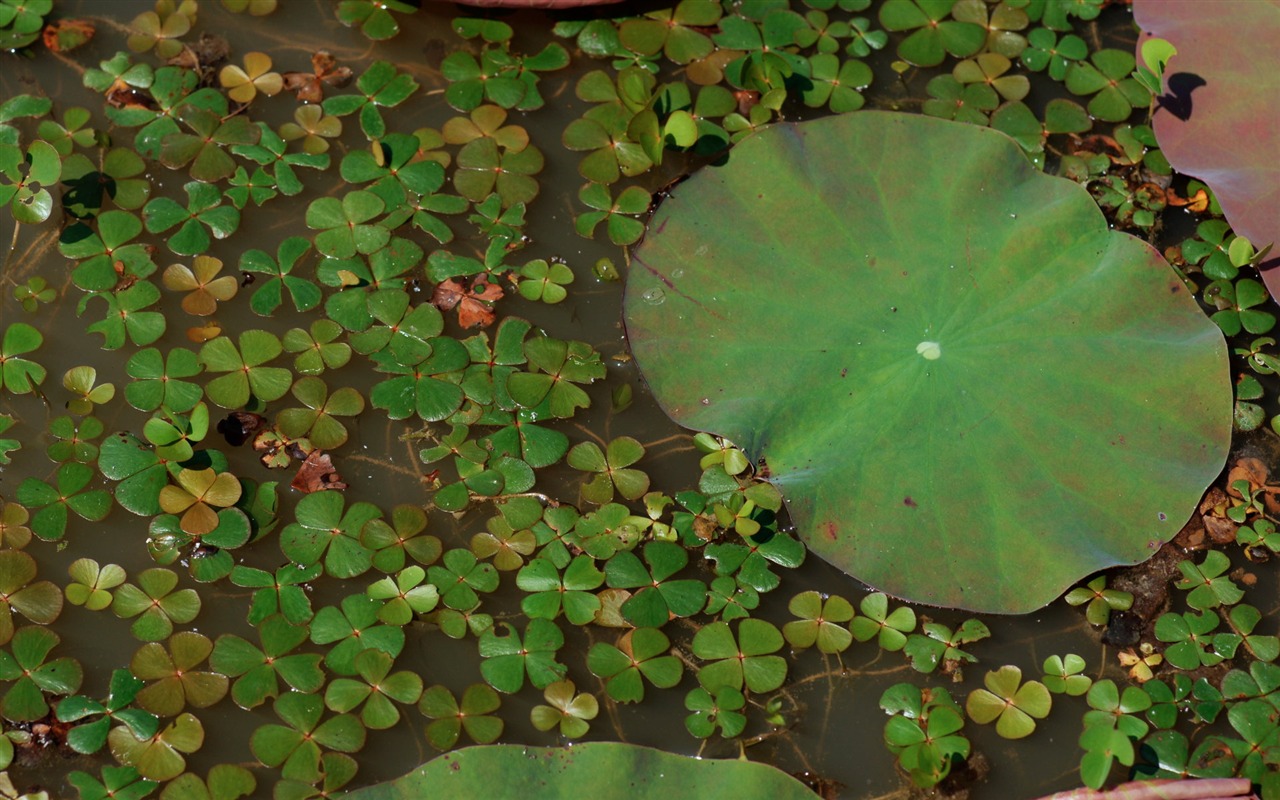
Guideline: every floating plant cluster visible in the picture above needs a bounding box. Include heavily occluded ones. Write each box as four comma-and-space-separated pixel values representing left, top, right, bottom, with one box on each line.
0, 0, 1277, 798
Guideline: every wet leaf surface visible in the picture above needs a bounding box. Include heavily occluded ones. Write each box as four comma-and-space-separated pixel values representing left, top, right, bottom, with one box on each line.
626, 111, 1233, 612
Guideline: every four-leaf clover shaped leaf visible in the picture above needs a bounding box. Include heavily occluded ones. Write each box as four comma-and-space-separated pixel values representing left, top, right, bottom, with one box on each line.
478, 618, 567, 693
0, 626, 83, 722
279, 490, 381, 579
210, 614, 324, 710
130, 631, 228, 717
0, 549, 62, 645
111, 568, 201, 642
324, 648, 423, 730
250, 692, 365, 784
418, 683, 502, 751
693, 618, 787, 694
587, 627, 683, 704
966, 665, 1052, 739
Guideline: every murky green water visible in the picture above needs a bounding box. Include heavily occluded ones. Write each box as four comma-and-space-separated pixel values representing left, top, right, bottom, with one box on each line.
0, 1, 1272, 798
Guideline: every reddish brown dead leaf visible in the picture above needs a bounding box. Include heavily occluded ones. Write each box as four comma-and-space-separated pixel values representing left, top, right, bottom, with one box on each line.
1166, 187, 1210, 213
253, 428, 312, 469
458, 278, 502, 329
1198, 485, 1239, 544
292, 450, 347, 493
163, 34, 228, 78
1072, 133, 1126, 161
431, 277, 503, 329
42, 19, 95, 53
282, 50, 353, 104
734, 90, 759, 116
431, 279, 465, 311
1203, 515, 1237, 545
1227, 457, 1271, 497
1174, 511, 1207, 549
1163, 244, 1187, 268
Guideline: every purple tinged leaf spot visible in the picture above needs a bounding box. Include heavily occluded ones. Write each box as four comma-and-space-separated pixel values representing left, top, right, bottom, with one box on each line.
1158, 512, 1168, 521
903, 497, 917, 509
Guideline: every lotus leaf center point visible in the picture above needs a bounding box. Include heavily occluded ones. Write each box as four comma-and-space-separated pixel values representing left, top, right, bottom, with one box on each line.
916, 341, 941, 360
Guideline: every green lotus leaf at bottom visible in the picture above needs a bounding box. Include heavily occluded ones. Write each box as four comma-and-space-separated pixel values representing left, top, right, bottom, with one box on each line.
624, 110, 1231, 614
344, 743, 818, 800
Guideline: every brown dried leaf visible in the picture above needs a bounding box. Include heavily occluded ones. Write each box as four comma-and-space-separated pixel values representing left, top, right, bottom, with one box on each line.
1203, 515, 1239, 545
282, 50, 352, 103
292, 450, 347, 493
457, 277, 503, 329
1166, 187, 1209, 213
1199, 485, 1229, 515
167, 33, 229, 74
431, 279, 465, 311
42, 19, 95, 53
1227, 457, 1269, 494
593, 588, 632, 627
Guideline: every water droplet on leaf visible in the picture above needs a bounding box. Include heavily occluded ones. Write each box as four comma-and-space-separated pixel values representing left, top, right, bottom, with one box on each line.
642, 288, 666, 305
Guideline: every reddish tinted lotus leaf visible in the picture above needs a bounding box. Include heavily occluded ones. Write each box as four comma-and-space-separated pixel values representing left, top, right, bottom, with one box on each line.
625, 112, 1231, 613
1134, 0, 1280, 293
292, 450, 347, 493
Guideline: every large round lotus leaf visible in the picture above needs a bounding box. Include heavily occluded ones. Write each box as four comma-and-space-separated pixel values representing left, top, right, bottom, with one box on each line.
1133, 0, 1280, 295
344, 743, 816, 800
624, 111, 1231, 614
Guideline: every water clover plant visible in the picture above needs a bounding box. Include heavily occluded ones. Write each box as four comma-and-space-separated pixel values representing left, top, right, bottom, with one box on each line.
0, 626, 82, 722
625, 110, 1232, 613
965, 665, 1051, 739
210, 615, 324, 710
529, 679, 598, 738
692, 618, 787, 694
419, 684, 503, 752
111, 568, 201, 643
16, 462, 112, 542
129, 632, 227, 717
323, 648, 422, 730
249, 692, 364, 784
0, 550, 61, 645
4, 3, 1280, 798
0, 323, 45, 395
880, 683, 970, 788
